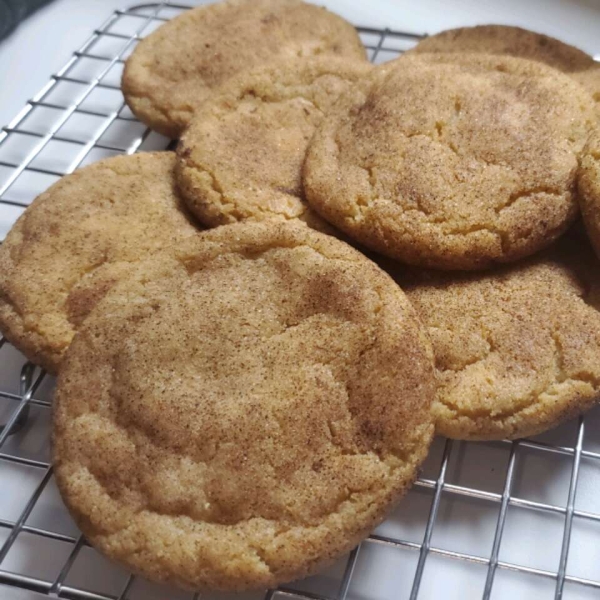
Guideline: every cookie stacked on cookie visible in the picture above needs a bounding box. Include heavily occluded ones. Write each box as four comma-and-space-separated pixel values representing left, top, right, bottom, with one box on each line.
122, 0, 367, 137
176, 56, 373, 231
54, 223, 436, 590
409, 25, 600, 119
0, 152, 199, 373
1, 1, 600, 593
1, 0, 435, 592
304, 52, 595, 268
385, 233, 600, 441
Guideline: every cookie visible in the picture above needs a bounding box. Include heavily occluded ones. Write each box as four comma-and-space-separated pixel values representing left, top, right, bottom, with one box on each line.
0, 152, 198, 374
390, 234, 600, 440
304, 53, 596, 269
410, 25, 600, 117
176, 57, 372, 231
53, 221, 436, 591
122, 0, 366, 138
579, 130, 600, 258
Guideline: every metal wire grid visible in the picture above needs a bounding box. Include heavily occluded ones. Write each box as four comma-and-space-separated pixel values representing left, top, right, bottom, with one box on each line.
0, 2, 598, 599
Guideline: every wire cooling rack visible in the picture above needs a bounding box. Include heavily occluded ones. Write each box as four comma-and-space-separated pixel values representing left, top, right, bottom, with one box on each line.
0, 2, 599, 600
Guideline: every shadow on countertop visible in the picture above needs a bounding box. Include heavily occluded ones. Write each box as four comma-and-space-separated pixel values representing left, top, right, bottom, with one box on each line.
0, 0, 53, 42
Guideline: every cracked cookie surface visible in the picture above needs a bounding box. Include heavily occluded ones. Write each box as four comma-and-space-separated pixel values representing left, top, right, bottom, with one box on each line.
579, 131, 600, 259
303, 53, 596, 269
176, 57, 371, 231
0, 152, 199, 373
409, 25, 600, 118
53, 222, 435, 591
122, 0, 366, 138
390, 233, 600, 440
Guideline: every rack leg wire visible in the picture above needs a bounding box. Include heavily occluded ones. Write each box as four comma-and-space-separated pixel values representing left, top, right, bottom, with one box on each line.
0, 2, 597, 599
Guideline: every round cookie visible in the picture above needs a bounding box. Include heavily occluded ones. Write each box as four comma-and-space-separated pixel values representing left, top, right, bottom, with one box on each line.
53, 222, 436, 591
304, 53, 596, 270
579, 130, 600, 258
0, 152, 198, 374
176, 57, 372, 231
122, 0, 366, 138
410, 25, 600, 117
391, 234, 600, 440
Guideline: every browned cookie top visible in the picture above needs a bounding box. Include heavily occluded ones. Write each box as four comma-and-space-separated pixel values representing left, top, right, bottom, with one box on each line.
410, 25, 600, 117
392, 233, 600, 440
53, 222, 435, 590
176, 56, 372, 231
304, 53, 596, 269
122, 0, 366, 138
0, 152, 198, 373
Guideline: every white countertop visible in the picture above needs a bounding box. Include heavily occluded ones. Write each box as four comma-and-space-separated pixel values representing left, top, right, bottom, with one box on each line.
0, 0, 599, 129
